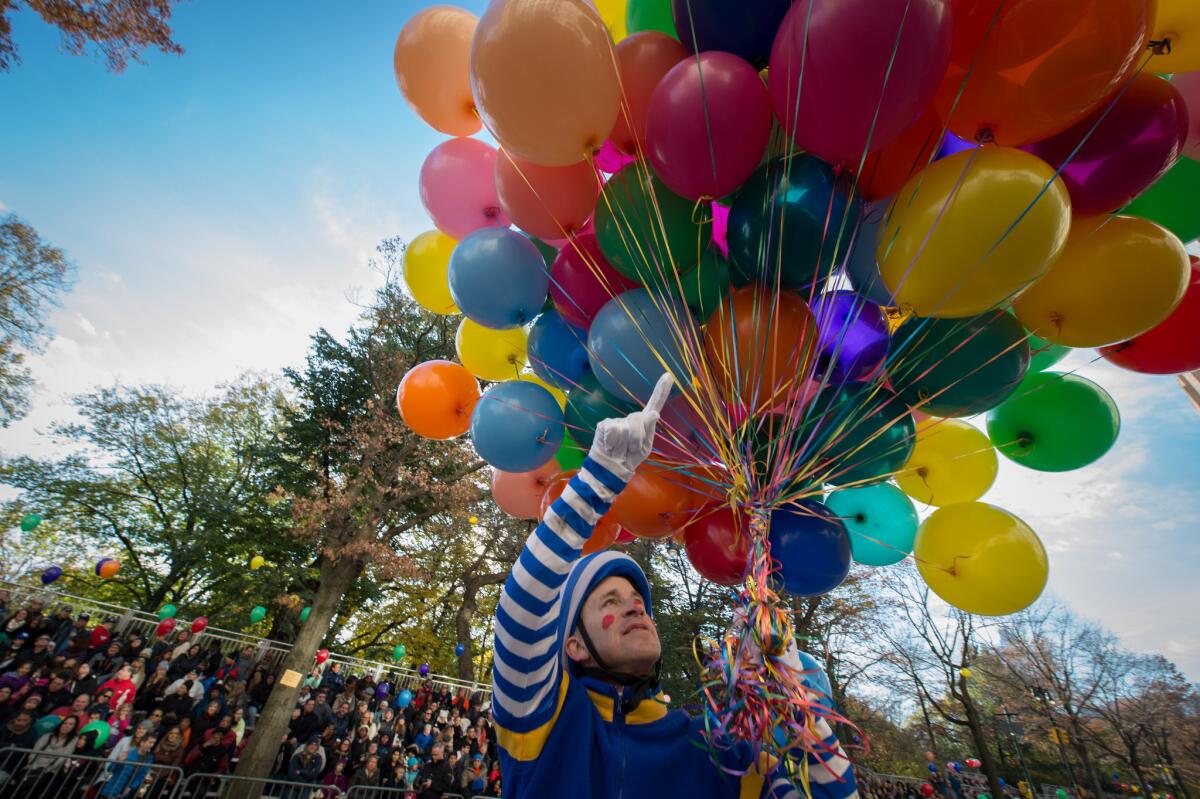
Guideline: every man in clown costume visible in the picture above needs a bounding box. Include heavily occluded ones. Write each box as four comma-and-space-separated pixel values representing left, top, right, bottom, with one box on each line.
491, 372, 860, 799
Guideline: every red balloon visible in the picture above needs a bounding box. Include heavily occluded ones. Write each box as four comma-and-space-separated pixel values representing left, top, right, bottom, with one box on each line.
1101, 259, 1200, 374
683, 506, 751, 585
549, 232, 640, 329
921, 784, 935, 797
855, 108, 945, 201
190, 617, 209, 635
645, 52, 773, 201
315, 648, 330, 665
155, 619, 176, 638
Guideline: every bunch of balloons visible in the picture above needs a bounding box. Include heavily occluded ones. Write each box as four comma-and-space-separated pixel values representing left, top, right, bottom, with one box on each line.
391, 0, 1200, 772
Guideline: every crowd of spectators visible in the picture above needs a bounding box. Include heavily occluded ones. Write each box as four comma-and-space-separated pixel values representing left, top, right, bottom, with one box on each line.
0, 589, 500, 798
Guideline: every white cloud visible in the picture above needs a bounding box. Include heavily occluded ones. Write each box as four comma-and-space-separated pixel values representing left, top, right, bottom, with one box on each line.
74, 313, 97, 337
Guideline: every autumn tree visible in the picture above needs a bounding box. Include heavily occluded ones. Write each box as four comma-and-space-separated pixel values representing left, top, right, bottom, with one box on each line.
233, 239, 485, 782
0, 0, 183, 71
0, 213, 73, 425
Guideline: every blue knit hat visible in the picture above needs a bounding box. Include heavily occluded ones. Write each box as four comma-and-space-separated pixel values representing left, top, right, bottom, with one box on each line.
554, 551, 653, 674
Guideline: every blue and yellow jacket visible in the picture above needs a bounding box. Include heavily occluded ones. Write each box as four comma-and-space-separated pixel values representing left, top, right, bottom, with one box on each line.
491, 457, 860, 799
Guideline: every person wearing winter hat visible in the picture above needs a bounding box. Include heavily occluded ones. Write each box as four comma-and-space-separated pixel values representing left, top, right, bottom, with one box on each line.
490, 373, 858, 799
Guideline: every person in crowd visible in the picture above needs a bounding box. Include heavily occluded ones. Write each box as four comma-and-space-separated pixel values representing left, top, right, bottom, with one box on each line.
322, 759, 349, 797
16, 713, 79, 796
89, 616, 117, 650
101, 734, 157, 798
351, 753, 383, 788
97, 663, 138, 709
418, 742, 456, 799
88, 639, 126, 678
108, 718, 155, 762
70, 661, 99, 697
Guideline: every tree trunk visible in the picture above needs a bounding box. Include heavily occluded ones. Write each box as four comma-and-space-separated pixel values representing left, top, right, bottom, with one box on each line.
961, 676, 1005, 799
1067, 716, 1108, 799
454, 572, 506, 683
232, 554, 361, 793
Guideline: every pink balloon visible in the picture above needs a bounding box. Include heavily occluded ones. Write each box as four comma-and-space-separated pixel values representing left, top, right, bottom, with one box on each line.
646, 52, 772, 200
614, 528, 637, 544
419, 137, 511, 239
711, 202, 730, 258
594, 140, 637, 174
550, 232, 640, 329
769, 0, 953, 166
491, 461, 561, 519
1171, 72, 1200, 161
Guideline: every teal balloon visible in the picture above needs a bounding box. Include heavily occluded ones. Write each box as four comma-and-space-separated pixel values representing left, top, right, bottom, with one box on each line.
393, 644, 407, 661
889, 313, 1030, 418
825, 483, 918, 566
157, 604, 177, 621
80, 720, 110, 749
727, 155, 861, 291
35, 715, 62, 736
249, 606, 267, 624
799, 383, 915, 487
986, 371, 1120, 472
19, 513, 42, 531
564, 373, 637, 448
300, 607, 311, 623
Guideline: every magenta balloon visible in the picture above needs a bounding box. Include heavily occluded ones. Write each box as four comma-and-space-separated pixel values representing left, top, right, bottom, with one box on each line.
711, 201, 730, 258
1025, 74, 1188, 216
769, 0, 952, 166
549, 232, 640, 329
594, 139, 637, 174
419, 137, 511, 239
1177, 72, 1200, 161
645, 51, 773, 200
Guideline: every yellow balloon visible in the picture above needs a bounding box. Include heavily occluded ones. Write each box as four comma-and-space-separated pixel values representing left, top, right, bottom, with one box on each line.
878, 147, 1071, 318
896, 420, 998, 507
249, 555, 265, 571
456, 319, 528, 381
1150, 0, 1200, 72
594, 0, 628, 41
515, 371, 568, 409
915, 502, 1048, 616
404, 231, 459, 315
1014, 215, 1189, 348
959, 667, 972, 679
471, 0, 621, 165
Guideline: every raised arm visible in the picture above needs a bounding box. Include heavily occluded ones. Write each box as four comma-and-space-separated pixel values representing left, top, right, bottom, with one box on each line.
490, 373, 673, 739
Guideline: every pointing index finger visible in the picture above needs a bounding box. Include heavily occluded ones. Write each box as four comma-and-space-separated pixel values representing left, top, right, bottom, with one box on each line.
645, 372, 675, 415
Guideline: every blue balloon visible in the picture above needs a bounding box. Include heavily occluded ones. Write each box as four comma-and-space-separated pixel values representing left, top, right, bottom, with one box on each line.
375, 683, 390, 699
929, 764, 939, 773
527, 310, 591, 390
728, 155, 861, 291
470, 380, 564, 472
40, 565, 63, 585
587, 289, 697, 405
767, 501, 851, 596
825, 484, 918, 567
811, 290, 890, 384
937, 131, 974, 160
448, 228, 548, 329
796, 650, 834, 709
673, 0, 791, 68
395, 689, 414, 709
842, 200, 893, 306
455, 643, 465, 657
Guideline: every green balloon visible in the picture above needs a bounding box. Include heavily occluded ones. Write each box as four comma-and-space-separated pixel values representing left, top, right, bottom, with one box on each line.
393, 644, 406, 661
554, 432, 586, 472
249, 605, 267, 624
986, 371, 1120, 472
802, 383, 916, 487
80, 719, 111, 749
564, 373, 637, 449
19, 513, 42, 531
1027, 330, 1071, 373
679, 248, 732, 322
626, 0, 677, 38
594, 165, 711, 285
157, 604, 177, 621
890, 314, 1030, 418
300, 607, 311, 623
1123, 156, 1200, 244
826, 483, 919, 566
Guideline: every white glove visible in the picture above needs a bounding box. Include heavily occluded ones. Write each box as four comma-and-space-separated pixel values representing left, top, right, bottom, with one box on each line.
589, 372, 675, 480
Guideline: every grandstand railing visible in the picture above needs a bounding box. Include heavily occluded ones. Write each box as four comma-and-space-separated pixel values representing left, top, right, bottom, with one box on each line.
0, 577, 492, 698
0, 745, 186, 799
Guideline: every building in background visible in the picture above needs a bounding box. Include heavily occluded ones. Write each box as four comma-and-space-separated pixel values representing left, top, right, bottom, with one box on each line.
1181, 370, 1200, 413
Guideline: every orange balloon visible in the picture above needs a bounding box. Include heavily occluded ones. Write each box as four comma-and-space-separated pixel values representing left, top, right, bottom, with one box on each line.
396, 360, 481, 440
540, 471, 620, 554
99, 560, 120, 578
471, 0, 622, 166
393, 7, 481, 137
704, 286, 818, 413
610, 31, 689, 155
855, 108, 945, 201
494, 150, 600, 240
612, 463, 704, 539
932, 0, 1150, 146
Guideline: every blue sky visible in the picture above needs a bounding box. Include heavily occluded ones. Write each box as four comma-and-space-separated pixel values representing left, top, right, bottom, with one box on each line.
1, 1, 1198, 679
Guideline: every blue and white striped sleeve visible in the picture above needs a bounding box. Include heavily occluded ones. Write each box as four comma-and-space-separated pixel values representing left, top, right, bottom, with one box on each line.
490, 456, 627, 736
763, 718, 858, 799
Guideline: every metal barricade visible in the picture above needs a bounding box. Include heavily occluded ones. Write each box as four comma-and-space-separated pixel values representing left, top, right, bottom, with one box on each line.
0, 744, 186, 799
344, 786, 447, 799
176, 771, 346, 798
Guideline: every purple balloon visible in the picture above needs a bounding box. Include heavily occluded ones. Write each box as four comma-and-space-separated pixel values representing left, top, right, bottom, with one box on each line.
1025, 74, 1188, 216
375, 683, 390, 699
769, 0, 953, 166
812, 291, 890, 383
418, 663, 430, 678
936, 131, 974, 160
41, 565, 63, 585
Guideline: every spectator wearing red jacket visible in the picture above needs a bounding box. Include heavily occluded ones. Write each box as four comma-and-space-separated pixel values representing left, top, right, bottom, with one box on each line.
97, 664, 138, 709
